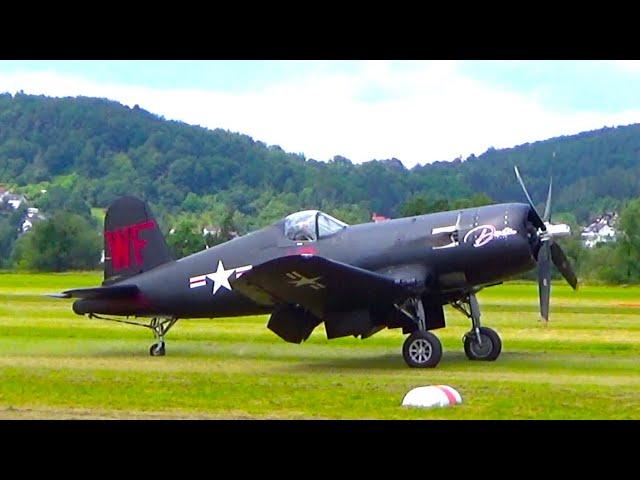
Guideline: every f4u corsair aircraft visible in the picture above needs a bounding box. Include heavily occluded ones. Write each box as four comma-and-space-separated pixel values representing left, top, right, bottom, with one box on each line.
54, 167, 577, 368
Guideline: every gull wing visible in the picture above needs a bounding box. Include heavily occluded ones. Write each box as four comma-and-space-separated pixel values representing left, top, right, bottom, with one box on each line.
233, 255, 414, 318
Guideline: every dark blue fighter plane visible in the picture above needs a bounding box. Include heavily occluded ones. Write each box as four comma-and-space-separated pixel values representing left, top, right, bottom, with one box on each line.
53, 167, 577, 368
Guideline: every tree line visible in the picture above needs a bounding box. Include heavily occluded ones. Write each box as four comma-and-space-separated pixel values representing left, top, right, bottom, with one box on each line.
4, 190, 640, 286
1, 93, 640, 283
2, 93, 640, 225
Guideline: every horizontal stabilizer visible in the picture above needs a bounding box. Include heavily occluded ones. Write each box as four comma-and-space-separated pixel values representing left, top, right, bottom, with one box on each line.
49, 284, 139, 300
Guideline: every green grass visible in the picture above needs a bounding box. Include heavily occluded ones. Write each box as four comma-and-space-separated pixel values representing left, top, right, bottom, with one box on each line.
1, 272, 640, 419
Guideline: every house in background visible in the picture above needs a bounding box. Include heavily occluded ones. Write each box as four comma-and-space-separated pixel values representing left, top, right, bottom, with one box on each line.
581, 212, 618, 248
203, 225, 221, 237
1, 192, 27, 211
371, 212, 390, 223
20, 207, 46, 234
203, 225, 238, 240
0, 187, 46, 234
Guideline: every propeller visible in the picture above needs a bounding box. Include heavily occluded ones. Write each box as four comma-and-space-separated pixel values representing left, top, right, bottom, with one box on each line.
513, 166, 578, 321
514, 166, 546, 231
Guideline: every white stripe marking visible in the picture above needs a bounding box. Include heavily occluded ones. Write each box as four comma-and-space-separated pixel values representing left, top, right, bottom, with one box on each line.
234, 265, 253, 278
432, 225, 457, 234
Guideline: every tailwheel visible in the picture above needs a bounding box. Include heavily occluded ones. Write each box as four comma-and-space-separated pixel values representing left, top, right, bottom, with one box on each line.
463, 326, 502, 361
149, 341, 166, 357
402, 331, 442, 368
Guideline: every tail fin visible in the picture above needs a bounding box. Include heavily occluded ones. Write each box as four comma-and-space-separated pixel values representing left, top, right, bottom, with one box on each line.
103, 196, 173, 285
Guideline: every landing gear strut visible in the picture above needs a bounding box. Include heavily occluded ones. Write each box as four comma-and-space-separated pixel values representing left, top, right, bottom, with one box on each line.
397, 297, 443, 368
87, 314, 178, 357
148, 317, 178, 357
451, 292, 502, 361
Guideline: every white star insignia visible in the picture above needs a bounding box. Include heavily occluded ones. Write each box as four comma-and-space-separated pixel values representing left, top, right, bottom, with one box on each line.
189, 261, 253, 295
206, 260, 234, 295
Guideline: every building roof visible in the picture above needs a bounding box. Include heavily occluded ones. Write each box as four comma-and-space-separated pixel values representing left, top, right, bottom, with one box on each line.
371, 212, 390, 222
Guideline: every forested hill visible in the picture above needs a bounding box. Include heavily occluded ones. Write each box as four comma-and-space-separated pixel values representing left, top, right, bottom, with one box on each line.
1, 92, 640, 226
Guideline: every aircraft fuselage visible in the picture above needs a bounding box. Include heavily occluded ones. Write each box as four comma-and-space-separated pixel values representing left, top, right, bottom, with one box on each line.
73, 202, 537, 318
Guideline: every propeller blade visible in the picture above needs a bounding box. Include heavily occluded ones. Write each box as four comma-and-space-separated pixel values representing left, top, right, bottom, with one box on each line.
538, 242, 551, 322
550, 242, 578, 290
543, 177, 553, 222
514, 166, 546, 230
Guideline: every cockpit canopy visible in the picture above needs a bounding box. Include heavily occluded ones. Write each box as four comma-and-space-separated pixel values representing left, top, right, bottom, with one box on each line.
284, 210, 348, 242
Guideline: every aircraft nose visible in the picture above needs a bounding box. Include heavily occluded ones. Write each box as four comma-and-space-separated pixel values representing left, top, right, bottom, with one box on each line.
524, 208, 543, 259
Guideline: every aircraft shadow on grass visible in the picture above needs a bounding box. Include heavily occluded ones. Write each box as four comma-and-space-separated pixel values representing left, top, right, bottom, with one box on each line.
68, 343, 532, 373
289, 350, 529, 372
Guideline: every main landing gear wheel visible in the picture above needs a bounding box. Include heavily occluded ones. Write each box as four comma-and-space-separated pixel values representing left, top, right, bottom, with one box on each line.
402, 331, 443, 368
464, 327, 501, 361
149, 341, 166, 357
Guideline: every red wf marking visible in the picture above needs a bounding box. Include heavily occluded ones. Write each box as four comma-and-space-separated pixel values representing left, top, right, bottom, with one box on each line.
105, 220, 155, 271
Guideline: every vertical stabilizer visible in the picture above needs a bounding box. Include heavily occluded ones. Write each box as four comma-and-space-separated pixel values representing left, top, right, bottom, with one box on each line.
103, 196, 173, 285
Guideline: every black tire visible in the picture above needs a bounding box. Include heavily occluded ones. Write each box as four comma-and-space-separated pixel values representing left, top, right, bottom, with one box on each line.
149, 342, 166, 356
464, 327, 501, 361
402, 331, 443, 368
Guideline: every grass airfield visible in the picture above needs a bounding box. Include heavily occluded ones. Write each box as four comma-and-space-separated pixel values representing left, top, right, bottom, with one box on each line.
1, 272, 640, 419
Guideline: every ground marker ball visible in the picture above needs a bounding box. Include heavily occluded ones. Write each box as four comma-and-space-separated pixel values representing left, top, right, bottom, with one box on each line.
402, 385, 462, 408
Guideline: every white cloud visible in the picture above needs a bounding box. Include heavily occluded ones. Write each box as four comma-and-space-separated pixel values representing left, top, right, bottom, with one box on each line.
610, 60, 640, 73
1, 63, 639, 168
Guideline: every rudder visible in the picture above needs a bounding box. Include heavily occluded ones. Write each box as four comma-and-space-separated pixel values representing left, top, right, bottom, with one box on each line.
103, 196, 173, 285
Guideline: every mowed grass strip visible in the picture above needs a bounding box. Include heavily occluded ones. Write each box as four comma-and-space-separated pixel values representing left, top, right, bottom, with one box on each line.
0, 273, 639, 419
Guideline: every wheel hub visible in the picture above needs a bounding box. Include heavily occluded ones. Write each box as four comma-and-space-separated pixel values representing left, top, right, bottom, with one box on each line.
469, 334, 492, 357
409, 338, 432, 364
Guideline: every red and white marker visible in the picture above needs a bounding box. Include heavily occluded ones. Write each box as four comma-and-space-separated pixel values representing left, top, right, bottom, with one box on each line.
402, 385, 462, 408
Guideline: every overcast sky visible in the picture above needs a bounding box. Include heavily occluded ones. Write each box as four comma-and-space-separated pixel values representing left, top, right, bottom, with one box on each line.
1, 60, 640, 168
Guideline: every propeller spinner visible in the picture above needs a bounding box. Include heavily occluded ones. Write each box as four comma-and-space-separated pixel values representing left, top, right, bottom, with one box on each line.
514, 166, 578, 321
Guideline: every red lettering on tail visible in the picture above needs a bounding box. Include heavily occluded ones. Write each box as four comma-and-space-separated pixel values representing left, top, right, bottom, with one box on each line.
105, 220, 155, 271
105, 229, 131, 270
130, 220, 154, 266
